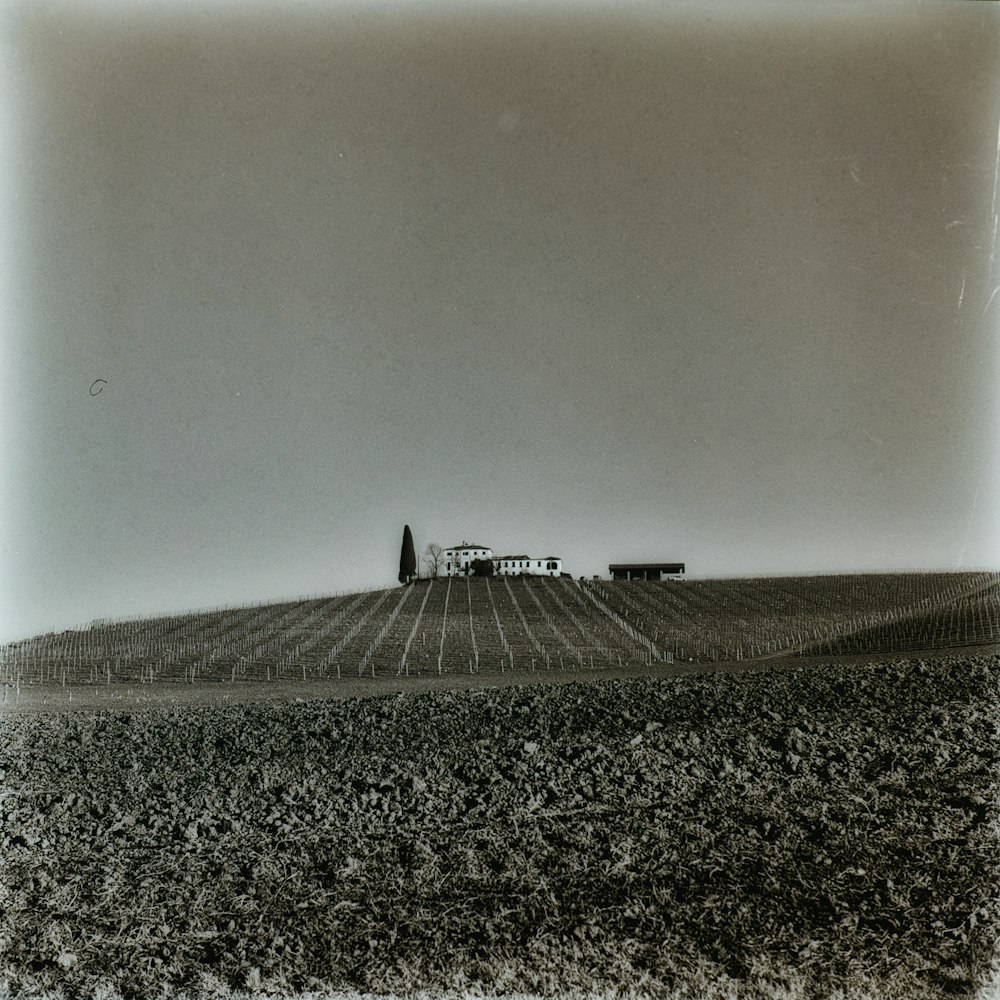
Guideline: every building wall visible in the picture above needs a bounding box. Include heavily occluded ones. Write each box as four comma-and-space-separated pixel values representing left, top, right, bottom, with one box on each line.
610, 565, 685, 582
496, 557, 562, 577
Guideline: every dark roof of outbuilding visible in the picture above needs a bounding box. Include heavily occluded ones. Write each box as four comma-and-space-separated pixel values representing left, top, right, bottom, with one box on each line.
608, 563, 685, 570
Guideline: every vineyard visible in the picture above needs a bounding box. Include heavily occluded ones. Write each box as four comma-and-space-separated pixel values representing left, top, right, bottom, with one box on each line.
3, 571, 998, 688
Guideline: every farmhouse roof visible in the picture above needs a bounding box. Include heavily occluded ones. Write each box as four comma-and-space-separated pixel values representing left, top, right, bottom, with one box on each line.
497, 554, 561, 561
446, 543, 490, 551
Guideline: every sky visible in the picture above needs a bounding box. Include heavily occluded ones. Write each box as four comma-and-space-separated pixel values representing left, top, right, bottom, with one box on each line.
2, 0, 999, 641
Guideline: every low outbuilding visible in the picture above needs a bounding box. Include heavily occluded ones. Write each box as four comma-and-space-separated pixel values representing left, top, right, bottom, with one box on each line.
609, 563, 685, 581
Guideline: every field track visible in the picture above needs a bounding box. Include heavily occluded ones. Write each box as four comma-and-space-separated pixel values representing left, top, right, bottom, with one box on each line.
3, 641, 997, 715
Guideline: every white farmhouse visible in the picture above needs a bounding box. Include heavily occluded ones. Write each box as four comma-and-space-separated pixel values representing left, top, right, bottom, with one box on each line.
441, 542, 564, 577
442, 543, 495, 577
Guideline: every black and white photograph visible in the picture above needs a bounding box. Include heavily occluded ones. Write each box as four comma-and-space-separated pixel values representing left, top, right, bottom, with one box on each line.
2, 0, 998, 997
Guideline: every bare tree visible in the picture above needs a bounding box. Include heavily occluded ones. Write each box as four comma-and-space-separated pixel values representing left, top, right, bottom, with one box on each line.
423, 543, 445, 578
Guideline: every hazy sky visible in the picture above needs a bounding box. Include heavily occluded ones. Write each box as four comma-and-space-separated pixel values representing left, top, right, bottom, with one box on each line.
2, 1, 999, 640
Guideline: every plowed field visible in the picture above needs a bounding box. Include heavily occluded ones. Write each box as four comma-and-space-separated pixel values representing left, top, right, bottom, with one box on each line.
1, 654, 998, 999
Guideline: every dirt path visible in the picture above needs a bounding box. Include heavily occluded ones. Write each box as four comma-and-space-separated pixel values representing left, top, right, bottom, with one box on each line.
3, 644, 995, 715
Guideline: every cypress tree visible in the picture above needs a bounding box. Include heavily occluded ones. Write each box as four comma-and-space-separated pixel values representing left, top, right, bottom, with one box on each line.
398, 525, 416, 584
